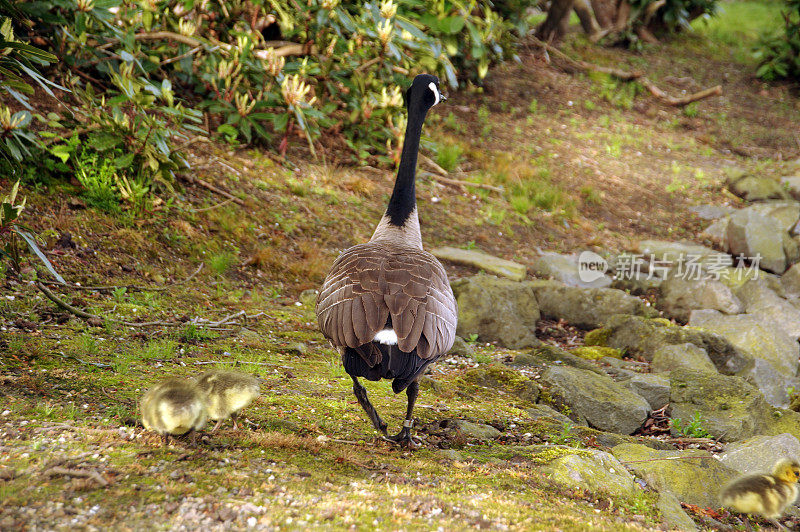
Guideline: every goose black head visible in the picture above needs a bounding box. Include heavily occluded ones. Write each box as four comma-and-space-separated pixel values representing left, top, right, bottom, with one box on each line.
405, 74, 446, 112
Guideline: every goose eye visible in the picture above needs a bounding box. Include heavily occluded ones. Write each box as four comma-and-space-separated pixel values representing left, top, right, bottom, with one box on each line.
428, 81, 440, 106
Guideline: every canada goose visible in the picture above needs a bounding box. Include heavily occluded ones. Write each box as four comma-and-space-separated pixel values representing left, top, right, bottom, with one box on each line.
140, 377, 207, 446
720, 458, 800, 529
196, 369, 260, 432
316, 74, 457, 447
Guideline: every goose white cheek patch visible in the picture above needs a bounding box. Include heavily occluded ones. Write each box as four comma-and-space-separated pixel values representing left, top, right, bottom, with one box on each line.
428, 82, 440, 106
374, 329, 398, 345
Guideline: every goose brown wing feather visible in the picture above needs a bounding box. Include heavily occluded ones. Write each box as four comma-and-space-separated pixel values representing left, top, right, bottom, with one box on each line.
316, 242, 457, 363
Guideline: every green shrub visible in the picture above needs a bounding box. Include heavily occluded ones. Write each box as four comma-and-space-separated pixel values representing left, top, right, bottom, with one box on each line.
754, 0, 800, 80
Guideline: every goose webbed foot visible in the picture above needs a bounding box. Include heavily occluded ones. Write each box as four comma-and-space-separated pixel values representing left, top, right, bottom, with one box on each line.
382, 423, 421, 449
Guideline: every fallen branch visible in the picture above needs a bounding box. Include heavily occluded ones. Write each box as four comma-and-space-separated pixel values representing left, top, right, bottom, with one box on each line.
528, 34, 722, 107
40, 263, 203, 293
194, 360, 293, 368
418, 155, 505, 193
181, 174, 246, 206
43, 466, 110, 487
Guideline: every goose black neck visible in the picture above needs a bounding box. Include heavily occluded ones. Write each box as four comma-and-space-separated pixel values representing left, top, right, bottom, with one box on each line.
385, 104, 426, 227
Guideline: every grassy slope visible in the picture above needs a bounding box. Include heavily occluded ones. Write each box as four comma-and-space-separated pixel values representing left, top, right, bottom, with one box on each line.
2, 4, 799, 529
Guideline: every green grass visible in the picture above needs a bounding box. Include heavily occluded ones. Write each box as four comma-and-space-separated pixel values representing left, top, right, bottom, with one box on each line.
435, 143, 464, 172
692, 1, 785, 63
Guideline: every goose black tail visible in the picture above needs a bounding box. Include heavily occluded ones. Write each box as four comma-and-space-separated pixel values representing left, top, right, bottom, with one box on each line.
342, 343, 432, 393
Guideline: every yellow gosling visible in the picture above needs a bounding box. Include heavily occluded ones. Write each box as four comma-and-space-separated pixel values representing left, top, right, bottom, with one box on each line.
196, 370, 260, 432
140, 377, 207, 446
720, 458, 800, 530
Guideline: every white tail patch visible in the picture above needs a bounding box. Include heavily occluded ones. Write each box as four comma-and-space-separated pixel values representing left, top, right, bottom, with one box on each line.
374, 329, 398, 345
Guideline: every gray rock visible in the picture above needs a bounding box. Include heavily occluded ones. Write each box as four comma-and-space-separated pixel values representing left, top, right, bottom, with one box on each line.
782, 263, 800, 297
785, 233, 800, 265
525, 404, 576, 425
512, 344, 605, 375
670, 369, 775, 441
782, 176, 800, 201
612, 443, 738, 508
657, 492, 698, 532
532, 282, 657, 329
587, 315, 751, 375
541, 365, 650, 435
448, 336, 475, 356
462, 365, 540, 403
450, 275, 540, 349
441, 419, 501, 440
537, 447, 638, 499
638, 240, 731, 268
651, 343, 717, 374
432, 247, 527, 281
727, 209, 787, 274
736, 278, 800, 340
719, 433, 800, 476
624, 373, 670, 409
689, 309, 799, 407
747, 201, 800, 232
658, 276, 743, 322
727, 172, 788, 202
531, 252, 611, 288
700, 217, 730, 249
690, 204, 733, 221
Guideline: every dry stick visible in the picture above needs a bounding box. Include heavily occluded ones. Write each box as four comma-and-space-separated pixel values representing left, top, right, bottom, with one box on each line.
43, 466, 110, 487
180, 174, 246, 206
418, 155, 505, 193
190, 197, 235, 212
528, 35, 723, 107
100, 31, 307, 58
39, 263, 204, 292
193, 361, 294, 368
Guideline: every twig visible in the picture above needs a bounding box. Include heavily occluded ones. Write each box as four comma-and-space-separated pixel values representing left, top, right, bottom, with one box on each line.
99, 32, 308, 58
193, 361, 294, 368
39, 264, 203, 293
160, 45, 204, 66
619, 455, 715, 464
528, 34, 722, 107
419, 154, 450, 176
43, 466, 110, 487
180, 174, 246, 206
190, 197, 235, 212
417, 155, 505, 193
57, 352, 113, 370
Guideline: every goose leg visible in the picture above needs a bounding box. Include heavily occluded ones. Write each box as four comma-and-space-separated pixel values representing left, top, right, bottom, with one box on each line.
385, 380, 420, 448
351, 376, 388, 436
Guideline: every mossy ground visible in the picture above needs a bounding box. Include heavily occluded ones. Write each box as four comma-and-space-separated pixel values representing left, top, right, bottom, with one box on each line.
2, 6, 797, 529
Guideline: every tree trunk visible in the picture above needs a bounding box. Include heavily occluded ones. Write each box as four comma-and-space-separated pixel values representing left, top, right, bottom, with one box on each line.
536, 0, 576, 42
573, 0, 600, 36
589, 0, 616, 28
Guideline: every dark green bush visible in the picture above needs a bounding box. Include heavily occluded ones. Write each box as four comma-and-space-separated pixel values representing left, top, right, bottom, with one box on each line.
754, 0, 800, 80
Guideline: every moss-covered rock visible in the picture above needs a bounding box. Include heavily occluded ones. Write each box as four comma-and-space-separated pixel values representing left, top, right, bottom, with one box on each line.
461, 365, 540, 403
541, 365, 650, 435
447, 335, 475, 356
611, 443, 738, 508
440, 419, 501, 440
658, 276, 742, 322
651, 343, 717, 374
570, 346, 622, 360
589, 315, 750, 375
535, 447, 639, 499
727, 208, 787, 273
727, 172, 788, 202
719, 433, 800, 476
735, 278, 800, 340
656, 491, 698, 531
511, 344, 605, 374
623, 373, 670, 410
688, 309, 799, 407
531, 282, 657, 329
450, 275, 541, 348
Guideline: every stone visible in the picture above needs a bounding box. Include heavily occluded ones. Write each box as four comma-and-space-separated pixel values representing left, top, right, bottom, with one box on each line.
651, 343, 718, 374
525, 404, 576, 425
727, 209, 787, 274
432, 246, 527, 281
511, 344, 605, 374
587, 315, 750, 375
532, 282, 657, 329
541, 365, 650, 435
448, 336, 475, 356
782, 263, 800, 297
536, 447, 639, 499
624, 373, 670, 410
611, 443, 738, 508
689, 309, 799, 407
450, 275, 540, 348
785, 233, 800, 265
531, 252, 611, 288
781, 175, 800, 201
736, 278, 800, 339
658, 276, 743, 322
700, 217, 730, 249
746, 201, 800, 231
638, 240, 731, 268
462, 365, 540, 403
727, 172, 788, 202
669, 369, 775, 441
657, 492, 698, 532
719, 434, 800, 476
440, 419, 501, 440
690, 204, 733, 220
570, 346, 622, 360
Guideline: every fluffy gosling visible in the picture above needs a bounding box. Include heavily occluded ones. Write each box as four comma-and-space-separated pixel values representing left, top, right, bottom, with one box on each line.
196, 370, 260, 432
720, 458, 800, 529
140, 377, 208, 446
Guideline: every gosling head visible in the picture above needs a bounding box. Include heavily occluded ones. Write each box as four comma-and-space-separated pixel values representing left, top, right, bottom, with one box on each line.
773, 459, 800, 483
406, 74, 446, 113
